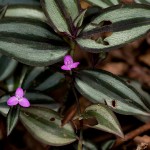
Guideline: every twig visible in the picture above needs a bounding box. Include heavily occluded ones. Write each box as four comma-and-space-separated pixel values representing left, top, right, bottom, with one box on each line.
112, 122, 150, 149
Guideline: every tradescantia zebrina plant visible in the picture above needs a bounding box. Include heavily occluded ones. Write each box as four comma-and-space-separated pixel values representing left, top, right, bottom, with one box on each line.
0, 0, 150, 149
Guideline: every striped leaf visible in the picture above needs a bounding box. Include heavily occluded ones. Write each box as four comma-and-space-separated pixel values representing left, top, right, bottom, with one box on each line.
20, 106, 76, 146
77, 4, 150, 53
84, 0, 119, 8
7, 105, 20, 136
4, 5, 46, 21
41, 0, 80, 35
75, 69, 150, 115
0, 55, 18, 81
0, 0, 40, 5
82, 104, 123, 137
0, 18, 69, 66
123, 79, 150, 123
23, 67, 65, 91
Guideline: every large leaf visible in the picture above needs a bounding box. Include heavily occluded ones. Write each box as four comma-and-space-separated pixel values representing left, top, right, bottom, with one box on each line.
75, 69, 150, 115
20, 106, 76, 146
7, 106, 20, 136
4, 5, 46, 21
0, 18, 69, 66
84, 0, 119, 8
41, 0, 80, 35
77, 4, 150, 52
82, 104, 123, 137
0, 55, 18, 81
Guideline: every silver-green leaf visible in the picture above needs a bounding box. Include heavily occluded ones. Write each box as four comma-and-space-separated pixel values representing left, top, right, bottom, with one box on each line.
7, 105, 20, 136
0, 18, 69, 66
77, 4, 150, 52
75, 69, 150, 115
4, 5, 46, 21
41, 0, 80, 35
20, 106, 76, 146
82, 104, 123, 137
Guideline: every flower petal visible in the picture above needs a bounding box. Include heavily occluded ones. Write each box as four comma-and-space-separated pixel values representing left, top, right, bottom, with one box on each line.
64, 55, 73, 66
7, 96, 18, 106
61, 65, 71, 70
15, 87, 24, 98
71, 62, 80, 69
19, 98, 30, 107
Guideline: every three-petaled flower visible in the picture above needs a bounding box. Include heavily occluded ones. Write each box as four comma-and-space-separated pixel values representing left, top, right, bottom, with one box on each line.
7, 87, 30, 108
61, 55, 80, 70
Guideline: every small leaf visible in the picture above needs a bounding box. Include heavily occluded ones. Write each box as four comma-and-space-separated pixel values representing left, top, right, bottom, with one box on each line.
101, 140, 115, 150
82, 104, 123, 137
4, 5, 46, 21
74, 9, 87, 28
84, 0, 119, 8
20, 106, 76, 146
0, 55, 18, 81
7, 106, 20, 136
41, 0, 80, 35
77, 4, 150, 52
75, 69, 150, 115
83, 141, 98, 150
0, 18, 69, 66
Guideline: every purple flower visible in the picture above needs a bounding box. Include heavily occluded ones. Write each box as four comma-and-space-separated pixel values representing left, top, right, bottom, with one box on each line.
61, 55, 80, 70
7, 87, 30, 108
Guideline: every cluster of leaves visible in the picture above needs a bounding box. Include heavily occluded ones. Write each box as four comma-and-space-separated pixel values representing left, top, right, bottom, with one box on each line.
0, 0, 150, 149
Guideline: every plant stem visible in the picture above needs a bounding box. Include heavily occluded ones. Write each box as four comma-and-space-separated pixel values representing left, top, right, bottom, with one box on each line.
72, 86, 83, 150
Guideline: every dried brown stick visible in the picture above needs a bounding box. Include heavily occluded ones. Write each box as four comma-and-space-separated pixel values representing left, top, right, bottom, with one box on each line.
112, 122, 150, 149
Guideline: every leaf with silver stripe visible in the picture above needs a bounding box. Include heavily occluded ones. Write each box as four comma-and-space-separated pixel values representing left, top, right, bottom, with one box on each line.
20, 106, 76, 146
77, 4, 150, 53
0, 18, 69, 66
7, 105, 20, 136
75, 69, 150, 115
41, 0, 80, 35
82, 104, 123, 137
4, 5, 46, 21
